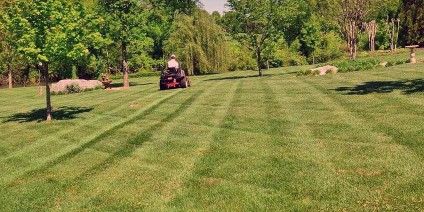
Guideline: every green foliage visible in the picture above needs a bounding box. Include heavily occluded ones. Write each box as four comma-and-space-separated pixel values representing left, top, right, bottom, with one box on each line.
333, 58, 381, 72
65, 83, 83, 94
227, 40, 256, 71
52, 83, 103, 95
313, 32, 343, 63
399, 0, 424, 46
274, 39, 308, 67
165, 9, 229, 75
300, 15, 321, 61
226, 0, 301, 74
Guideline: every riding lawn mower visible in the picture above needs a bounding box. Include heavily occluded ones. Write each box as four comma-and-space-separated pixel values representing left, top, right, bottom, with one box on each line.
159, 67, 191, 90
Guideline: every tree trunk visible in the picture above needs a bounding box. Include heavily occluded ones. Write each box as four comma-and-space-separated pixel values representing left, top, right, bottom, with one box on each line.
257, 48, 262, 77
38, 69, 43, 96
106, 48, 111, 74
122, 41, 129, 88
8, 63, 12, 89
43, 64, 52, 121
348, 20, 357, 60
353, 42, 357, 60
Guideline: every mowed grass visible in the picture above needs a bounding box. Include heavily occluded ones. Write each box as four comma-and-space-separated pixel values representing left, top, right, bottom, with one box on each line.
0, 52, 423, 211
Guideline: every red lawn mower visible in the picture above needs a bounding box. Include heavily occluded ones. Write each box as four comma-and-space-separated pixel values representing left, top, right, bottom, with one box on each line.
159, 67, 191, 90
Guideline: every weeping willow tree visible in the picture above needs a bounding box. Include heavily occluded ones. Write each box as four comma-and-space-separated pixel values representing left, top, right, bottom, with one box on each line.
164, 9, 229, 75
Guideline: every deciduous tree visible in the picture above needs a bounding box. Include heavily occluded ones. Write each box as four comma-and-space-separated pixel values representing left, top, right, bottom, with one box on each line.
226, 0, 300, 76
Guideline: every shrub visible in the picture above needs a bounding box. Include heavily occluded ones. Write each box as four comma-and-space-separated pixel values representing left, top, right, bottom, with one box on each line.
326, 69, 336, 75
333, 58, 380, 72
395, 59, 408, 65
314, 32, 343, 63
297, 69, 312, 76
65, 83, 83, 94
312, 70, 320, 76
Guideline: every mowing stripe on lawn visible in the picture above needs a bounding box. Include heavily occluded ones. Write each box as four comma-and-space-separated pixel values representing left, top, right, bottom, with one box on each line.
307, 74, 424, 158
0, 85, 159, 158
167, 80, 245, 210
299, 76, 424, 209
265, 78, 365, 209
69, 87, 206, 182
58, 80, 234, 210
0, 81, 218, 211
0, 85, 163, 161
2, 88, 186, 186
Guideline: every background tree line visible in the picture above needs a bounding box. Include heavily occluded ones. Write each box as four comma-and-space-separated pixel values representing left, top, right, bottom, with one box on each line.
1, 0, 423, 86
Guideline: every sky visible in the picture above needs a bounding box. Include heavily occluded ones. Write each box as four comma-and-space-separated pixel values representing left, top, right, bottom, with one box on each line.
201, 0, 228, 14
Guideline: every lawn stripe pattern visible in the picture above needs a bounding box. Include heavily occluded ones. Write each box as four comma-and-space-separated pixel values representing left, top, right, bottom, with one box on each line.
0, 52, 423, 211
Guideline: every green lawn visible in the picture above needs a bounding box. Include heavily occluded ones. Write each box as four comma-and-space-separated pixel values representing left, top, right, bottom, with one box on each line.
0, 52, 423, 211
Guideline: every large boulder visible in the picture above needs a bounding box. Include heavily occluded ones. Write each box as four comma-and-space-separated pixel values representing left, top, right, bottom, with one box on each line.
51, 79, 102, 92
311, 65, 339, 76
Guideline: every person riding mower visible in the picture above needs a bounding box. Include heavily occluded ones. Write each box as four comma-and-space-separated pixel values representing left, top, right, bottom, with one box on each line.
159, 55, 191, 90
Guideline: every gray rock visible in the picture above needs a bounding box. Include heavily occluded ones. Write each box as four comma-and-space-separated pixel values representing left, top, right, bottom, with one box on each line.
51, 79, 102, 92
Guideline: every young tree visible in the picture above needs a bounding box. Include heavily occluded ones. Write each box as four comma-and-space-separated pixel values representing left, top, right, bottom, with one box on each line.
0, 0, 21, 89
364, 20, 378, 52
226, 0, 300, 76
12, 0, 92, 121
386, 18, 400, 51
338, 0, 375, 59
300, 15, 321, 64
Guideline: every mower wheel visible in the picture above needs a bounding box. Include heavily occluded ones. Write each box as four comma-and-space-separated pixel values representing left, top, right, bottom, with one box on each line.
180, 78, 188, 88
159, 82, 167, 90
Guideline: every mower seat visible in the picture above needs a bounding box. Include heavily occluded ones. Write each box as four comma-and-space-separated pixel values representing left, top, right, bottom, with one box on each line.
168, 67, 179, 75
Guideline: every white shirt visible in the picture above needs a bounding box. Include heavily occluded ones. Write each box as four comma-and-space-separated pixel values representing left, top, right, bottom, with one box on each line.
168, 59, 179, 69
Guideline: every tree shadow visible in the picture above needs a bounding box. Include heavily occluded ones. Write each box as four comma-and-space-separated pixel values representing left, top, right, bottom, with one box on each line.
3, 106, 93, 123
335, 79, 424, 95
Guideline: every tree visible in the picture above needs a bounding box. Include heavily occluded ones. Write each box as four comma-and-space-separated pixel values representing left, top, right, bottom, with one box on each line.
364, 20, 378, 52
226, 0, 299, 76
399, 0, 424, 46
300, 15, 321, 64
99, 0, 152, 88
324, 0, 400, 59
165, 9, 229, 75
0, 0, 21, 89
11, 0, 93, 121
386, 18, 400, 51
337, 0, 376, 59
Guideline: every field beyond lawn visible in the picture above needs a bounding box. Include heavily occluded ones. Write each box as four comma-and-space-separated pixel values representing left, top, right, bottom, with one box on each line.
0, 54, 423, 210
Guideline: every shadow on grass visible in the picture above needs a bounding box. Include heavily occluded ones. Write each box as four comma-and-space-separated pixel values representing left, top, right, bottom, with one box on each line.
3, 106, 93, 123
335, 79, 424, 95
205, 72, 296, 81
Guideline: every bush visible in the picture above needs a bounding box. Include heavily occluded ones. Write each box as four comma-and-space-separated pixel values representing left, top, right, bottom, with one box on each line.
326, 69, 336, 75
65, 83, 83, 94
333, 58, 380, 72
313, 32, 343, 63
312, 70, 320, 76
297, 69, 312, 76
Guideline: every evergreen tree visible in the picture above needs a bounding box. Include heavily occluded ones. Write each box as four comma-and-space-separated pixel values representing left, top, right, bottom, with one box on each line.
399, 0, 424, 46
